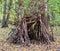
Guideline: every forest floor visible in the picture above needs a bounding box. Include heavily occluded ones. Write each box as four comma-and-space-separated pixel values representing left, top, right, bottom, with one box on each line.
0, 25, 60, 51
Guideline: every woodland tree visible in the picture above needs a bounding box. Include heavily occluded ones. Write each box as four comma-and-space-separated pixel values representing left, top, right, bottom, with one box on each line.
1, 0, 12, 27
1, 0, 7, 27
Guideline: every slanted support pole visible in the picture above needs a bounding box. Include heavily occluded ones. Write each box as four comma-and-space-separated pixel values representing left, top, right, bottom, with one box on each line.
22, 18, 30, 45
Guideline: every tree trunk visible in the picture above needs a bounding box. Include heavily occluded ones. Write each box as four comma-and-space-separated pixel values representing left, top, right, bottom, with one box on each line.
6, 0, 12, 26
1, 0, 12, 27
1, 0, 7, 27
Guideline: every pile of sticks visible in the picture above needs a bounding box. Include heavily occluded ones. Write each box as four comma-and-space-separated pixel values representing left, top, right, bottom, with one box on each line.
7, 15, 54, 45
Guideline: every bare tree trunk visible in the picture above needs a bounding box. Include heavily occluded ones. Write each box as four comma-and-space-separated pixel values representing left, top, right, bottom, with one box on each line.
1, 0, 12, 27
1, 0, 7, 27
5, 0, 12, 26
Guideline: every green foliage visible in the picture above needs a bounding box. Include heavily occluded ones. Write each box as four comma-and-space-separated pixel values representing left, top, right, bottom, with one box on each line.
0, 0, 60, 25
48, 0, 60, 25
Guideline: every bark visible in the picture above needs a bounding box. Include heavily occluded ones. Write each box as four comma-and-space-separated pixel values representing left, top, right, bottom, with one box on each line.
1, 0, 12, 27
40, 0, 54, 42
1, 0, 7, 27
5, 0, 12, 26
